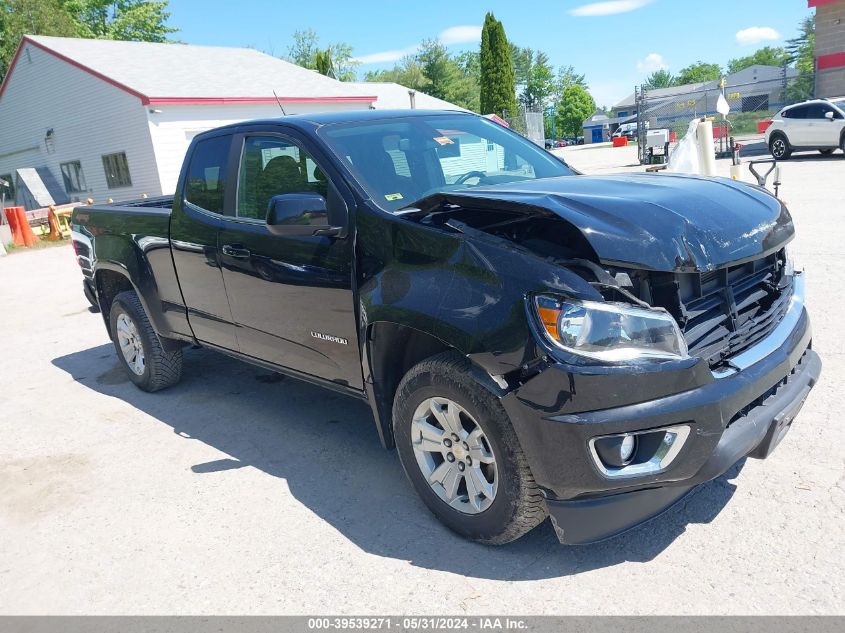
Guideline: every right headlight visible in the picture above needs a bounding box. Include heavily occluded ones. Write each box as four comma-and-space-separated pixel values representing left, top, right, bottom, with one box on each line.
532, 295, 688, 363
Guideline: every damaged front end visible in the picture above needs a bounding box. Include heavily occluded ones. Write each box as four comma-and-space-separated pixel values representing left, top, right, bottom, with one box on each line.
396, 180, 819, 544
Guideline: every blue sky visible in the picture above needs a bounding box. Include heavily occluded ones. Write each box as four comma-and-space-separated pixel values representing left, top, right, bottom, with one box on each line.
167, 0, 812, 107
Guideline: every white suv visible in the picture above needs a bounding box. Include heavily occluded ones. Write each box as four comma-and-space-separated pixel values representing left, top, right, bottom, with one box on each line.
766, 98, 845, 159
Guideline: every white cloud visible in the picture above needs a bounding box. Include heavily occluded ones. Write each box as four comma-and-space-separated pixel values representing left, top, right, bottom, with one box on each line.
569, 0, 654, 17
735, 26, 781, 46
637, 52, 668, 73
353, 45, 419, 65
439, 25, 482, 45
353, 24, 481, 65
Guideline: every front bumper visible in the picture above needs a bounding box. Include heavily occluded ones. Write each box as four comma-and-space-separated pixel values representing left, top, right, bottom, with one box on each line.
501, 275, 821, 545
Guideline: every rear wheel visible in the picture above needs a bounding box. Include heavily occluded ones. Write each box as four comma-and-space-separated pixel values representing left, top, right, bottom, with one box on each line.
110, 291, 182, 392
769, 134, 791, 160
393, 352, 547, 544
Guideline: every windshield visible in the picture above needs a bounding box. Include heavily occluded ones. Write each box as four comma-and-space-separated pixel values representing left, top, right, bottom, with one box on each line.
318, 114, 575, 212
833, 99, 845, 112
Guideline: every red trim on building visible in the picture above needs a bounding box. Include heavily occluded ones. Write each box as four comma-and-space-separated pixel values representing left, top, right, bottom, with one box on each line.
146, 96, 377, 106
818, 51, 845, 70
0, 36, 377, 107
0, 36, 150, 103
808, 0, 842, 7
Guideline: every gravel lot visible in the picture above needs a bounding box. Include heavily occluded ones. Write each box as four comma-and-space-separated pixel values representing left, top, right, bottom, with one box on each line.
1, 145, 843, 615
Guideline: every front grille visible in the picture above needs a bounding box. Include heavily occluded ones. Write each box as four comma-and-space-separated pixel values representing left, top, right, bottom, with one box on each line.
648, 251, 792, 368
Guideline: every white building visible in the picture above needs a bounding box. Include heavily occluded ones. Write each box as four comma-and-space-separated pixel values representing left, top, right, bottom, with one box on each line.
0, 36, 378, 208
348, 82, 467, 111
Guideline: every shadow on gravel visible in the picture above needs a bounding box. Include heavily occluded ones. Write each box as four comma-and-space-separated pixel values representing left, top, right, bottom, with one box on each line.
53, 344, 743, 580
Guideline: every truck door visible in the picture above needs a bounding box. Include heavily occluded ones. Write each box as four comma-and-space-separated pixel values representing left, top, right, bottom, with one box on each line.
170, 132, 238, 350
217, 131, 362, 389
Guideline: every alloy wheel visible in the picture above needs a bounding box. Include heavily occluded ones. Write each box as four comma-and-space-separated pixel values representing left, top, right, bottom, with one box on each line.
410, 397, 498, 514
116, 313, 145, 376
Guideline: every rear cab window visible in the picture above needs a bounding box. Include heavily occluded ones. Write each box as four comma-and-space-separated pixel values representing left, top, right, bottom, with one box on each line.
185, 135, 232, 214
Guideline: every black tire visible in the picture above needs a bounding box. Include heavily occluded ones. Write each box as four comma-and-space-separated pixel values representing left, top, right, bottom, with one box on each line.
820, 149, 835, 156
393, 352, 547, 545
109, 290, 182, 392
769, 134, 791, 160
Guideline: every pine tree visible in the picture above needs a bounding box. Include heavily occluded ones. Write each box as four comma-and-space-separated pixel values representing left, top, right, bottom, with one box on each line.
479, 12, 517, 117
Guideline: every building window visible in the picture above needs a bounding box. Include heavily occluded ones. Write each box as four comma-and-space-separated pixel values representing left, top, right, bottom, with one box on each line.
0, 173, 14, 202
102, 152, 132, 188
60, 161, 87, 194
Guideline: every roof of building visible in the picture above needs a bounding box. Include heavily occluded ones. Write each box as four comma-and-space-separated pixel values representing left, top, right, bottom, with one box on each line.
347, 82, 468, 111
0, 35, 377, 105
613, 65, 801, 109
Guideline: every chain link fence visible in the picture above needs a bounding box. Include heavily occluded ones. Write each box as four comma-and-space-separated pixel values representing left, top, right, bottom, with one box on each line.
634, 69, 816, 162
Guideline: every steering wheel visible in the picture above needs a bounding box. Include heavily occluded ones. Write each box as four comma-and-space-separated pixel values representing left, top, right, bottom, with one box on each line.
454, 170, 487, 185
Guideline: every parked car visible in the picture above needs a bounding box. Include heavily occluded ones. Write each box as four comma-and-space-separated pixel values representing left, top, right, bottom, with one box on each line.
766, 97, 845, 159
612, 126, 637, 141
72, 110, 820, 545
577, 136, 585, 145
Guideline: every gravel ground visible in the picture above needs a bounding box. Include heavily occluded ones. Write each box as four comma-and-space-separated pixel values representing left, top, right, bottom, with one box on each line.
1, 146, 843, 615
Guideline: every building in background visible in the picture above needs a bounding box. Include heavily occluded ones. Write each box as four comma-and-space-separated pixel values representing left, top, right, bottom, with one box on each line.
349, 82, 466, 111
582, 112, 610, 144
812, 0, 845, 97
0, 36, 377, 208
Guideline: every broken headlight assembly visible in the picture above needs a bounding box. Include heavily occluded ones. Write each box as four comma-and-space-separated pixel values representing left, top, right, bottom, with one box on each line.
532, 295, 689, 363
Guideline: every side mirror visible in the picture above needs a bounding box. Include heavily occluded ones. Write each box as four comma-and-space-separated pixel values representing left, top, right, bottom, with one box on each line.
266, 193, 341, 237
825, 111, 835, 121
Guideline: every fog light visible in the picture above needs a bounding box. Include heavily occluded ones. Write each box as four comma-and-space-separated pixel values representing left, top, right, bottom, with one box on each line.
594, 434, 638, 468
589, 425, 692, 479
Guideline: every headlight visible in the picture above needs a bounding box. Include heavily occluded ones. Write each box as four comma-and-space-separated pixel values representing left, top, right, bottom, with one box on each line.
784, 242, 801, 277
533, 295, 688, 362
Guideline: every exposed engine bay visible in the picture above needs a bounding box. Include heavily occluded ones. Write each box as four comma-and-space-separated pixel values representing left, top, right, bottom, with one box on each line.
410, 202, 794, 370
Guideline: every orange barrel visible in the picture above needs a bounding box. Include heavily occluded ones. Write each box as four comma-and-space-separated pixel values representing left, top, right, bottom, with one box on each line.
4, 207, 25, 246
15, 207, 38, 247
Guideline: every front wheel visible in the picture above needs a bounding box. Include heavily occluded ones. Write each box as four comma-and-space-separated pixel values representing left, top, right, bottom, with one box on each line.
769, 135, 791, 160
393, 353, 547, 544
109, 291, 183, 392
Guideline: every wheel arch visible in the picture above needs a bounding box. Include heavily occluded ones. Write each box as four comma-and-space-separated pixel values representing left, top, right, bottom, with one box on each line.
363, 322, 507, 450
93, 264, 182, 352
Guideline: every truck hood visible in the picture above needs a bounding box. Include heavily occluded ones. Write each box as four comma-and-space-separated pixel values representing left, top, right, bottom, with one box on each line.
424, 173, 794, 272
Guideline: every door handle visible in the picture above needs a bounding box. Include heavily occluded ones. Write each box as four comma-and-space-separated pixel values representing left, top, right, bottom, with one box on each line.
221, 244, 251, 259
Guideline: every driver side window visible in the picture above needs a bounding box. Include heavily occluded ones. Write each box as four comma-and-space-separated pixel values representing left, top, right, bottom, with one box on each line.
237, 136, 329, 220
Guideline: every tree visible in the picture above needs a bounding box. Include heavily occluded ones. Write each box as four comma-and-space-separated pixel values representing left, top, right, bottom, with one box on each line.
479, 12, 517, 117
364, 55, 429, 93
286, 28, 320, 68
727, 46, 790, 74
67, 0, 176, 42
519, 50, 555, 111
285, 28, 358, 81
1, 0, 176, 82
555, 84, 595, 136
786, 15, 815, 74
673, 61, 722, 86
645, 69, 674, 88
555, 65, 587, 91
1, 0, 78, 79
417, 39, 458, 101
786, 15, 815, 101
509, 44, 533, 88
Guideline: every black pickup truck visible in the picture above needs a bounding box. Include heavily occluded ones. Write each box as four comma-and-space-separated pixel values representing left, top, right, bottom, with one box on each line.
72, 110, 820, 545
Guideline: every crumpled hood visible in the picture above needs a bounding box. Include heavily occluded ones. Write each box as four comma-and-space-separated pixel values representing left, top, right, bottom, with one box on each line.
427, 173, 794, 272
